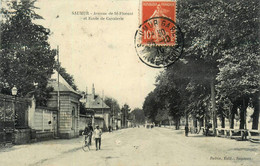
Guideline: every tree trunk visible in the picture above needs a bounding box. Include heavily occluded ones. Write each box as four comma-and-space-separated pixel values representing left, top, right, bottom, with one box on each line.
185, 111, 189, 126
229, 103, 237, 129
221, 115, 225, 128
230, 113, 234, 129
204, 114, 207, 128
210, 79, 217, 135
239, 98, 249, 129
193, 116, 197, 133
185, 111, 189, 135
252, 97, 259, 130
175, 118, 180, 130
200, 118, 204, 128
198, 118, 203, 133
239, 107, 245, 129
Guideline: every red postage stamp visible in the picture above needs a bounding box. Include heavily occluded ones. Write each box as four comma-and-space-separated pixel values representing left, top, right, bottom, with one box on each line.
140, 0, 176, 46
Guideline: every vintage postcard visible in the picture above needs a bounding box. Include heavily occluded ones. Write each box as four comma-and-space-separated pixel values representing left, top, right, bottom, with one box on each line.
0, 0, 259, 166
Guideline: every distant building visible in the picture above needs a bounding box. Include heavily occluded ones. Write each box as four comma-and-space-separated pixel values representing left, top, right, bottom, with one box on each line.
114, 115, 122, 129
80, 84, 111, 131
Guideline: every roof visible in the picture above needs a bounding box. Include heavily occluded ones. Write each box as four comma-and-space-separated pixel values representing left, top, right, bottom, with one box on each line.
48, 70, 81, 96
82, 94, 110, 109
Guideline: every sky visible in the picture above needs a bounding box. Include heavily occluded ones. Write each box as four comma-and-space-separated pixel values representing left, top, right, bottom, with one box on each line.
34, 0, 162, 109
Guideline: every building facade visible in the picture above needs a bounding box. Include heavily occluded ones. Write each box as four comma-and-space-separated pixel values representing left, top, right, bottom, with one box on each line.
47, 71, 81, 139
80, 84, 111, 131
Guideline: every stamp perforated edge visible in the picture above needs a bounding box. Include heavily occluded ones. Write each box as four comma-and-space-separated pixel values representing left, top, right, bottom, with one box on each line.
138, 0, 178, 47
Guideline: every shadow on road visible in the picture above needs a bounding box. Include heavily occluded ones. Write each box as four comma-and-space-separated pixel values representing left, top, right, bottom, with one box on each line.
187, 134, 206, 138
229, 147, 258, 152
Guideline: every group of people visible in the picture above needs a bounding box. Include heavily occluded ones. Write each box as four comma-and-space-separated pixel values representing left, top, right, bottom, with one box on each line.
83, 123, 102, 151
185, 123, 211, 137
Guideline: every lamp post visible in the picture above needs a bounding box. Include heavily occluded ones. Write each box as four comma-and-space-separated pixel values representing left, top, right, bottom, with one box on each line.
112, 99, 114, 130
11, 86, 18, 96
12, 86, 18, 126
124, 107, 127, 128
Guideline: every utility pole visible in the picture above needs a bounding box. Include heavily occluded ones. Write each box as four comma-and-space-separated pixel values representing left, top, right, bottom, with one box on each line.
112, 99, 114, 130
113, 102, 115, 129
102, 90, 104, 116
102, 90, 104, 129
57, 45, 60, 138
125, 106, 127, 128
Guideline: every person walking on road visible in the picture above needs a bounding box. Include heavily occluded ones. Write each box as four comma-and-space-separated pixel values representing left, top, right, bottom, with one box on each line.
108, 125, 112, 132
185, 124, 189, 137
88, 123, 94, 145
205, 123, 209, 136
94, 125, 102, 150
83, 123, 93, 145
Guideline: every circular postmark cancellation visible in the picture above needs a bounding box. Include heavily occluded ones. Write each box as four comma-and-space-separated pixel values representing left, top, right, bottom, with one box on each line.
134, 17, 184, 68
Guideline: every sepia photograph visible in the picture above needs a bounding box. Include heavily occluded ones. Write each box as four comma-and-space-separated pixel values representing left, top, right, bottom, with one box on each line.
0, 0, 259, 165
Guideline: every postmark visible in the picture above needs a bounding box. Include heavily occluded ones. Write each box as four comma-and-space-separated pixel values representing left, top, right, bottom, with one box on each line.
134, 17, 184, 68
135, 0, 184, 68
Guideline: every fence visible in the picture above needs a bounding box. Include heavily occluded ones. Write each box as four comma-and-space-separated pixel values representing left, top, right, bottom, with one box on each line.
248, 130, 260, 143
214, 128, 260, 142
34, 107, 57, 132
0, 94, 29, 144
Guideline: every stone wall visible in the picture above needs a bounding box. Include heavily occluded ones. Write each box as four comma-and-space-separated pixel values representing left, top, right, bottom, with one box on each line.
36, 131, 53, 141
14, 129, 31, 145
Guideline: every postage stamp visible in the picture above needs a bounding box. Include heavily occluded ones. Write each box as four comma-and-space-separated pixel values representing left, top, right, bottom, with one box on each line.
135, 0, 184, 68
140, 0, 177, 46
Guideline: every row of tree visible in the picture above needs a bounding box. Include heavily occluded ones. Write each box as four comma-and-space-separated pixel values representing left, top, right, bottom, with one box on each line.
143, 0, 259, 132
104, 97, 145, 126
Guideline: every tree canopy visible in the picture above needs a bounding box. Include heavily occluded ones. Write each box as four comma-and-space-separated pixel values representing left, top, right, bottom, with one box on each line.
55, 63, 78, 91
0, 0, 56, 106
130, 108, 145, 125
104, 96, 121, 117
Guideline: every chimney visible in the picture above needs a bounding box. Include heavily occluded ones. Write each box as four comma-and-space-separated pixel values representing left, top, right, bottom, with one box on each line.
85, 86, 88, 95
92, 84, 95, 99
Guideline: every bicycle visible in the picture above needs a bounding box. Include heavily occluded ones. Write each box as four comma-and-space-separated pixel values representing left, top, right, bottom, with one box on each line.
82, 133, 91, 152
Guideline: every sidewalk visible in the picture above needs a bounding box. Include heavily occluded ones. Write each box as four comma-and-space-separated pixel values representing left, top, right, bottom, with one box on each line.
0, 136, 84, 166
0, 130, 122, 166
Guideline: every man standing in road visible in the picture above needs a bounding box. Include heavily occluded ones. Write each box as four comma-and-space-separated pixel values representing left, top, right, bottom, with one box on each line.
93, 125, 102, 150
83, 123, 94, 145
88, 123, 94, 145
185, 124, 189, 137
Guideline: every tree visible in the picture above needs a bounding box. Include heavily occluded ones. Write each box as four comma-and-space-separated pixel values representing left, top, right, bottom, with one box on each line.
155, 108, 169, 125
79, 102, 87, 114
104, 96, 120, 118
177, 0, 230, 134
216, 0, 260, 129
131, 108, 145, 125
55, 63, 77, 91
154, 71, 183, 129
0, 1, 56, 106
121, 104, 131, 127
176, 0, 260, 131
142, 91, 159, 123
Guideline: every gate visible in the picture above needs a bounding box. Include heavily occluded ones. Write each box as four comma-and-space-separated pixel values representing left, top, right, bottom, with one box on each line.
0, 96, 15, 144
0, 94, 29, 144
